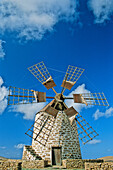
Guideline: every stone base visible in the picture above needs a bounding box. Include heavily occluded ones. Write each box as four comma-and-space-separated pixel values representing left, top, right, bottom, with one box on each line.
0, 159, 22, 170
62, 159, 103, 169
85, 162, 113, 170
22, 160, 48, 169
0, 158, 106, 169
0, 159, 47, 169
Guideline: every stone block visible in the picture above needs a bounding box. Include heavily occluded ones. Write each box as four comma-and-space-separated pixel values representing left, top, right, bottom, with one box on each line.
22, 160, 47, 169
85, 162, 113, 170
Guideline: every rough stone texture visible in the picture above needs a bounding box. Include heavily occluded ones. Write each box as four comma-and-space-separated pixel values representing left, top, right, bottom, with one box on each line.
23, 111, 82, 163
85, 162, 113, 170
22, 160, 48, 169
22, 145, 42, 161
0, 158, 105, 169
62, 159, 103, 169
22, 145, 36, 161
0, 159, 22, 170
0, 159, 47, 169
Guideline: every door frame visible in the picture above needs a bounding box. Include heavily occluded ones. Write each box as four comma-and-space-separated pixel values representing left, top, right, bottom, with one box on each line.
51, 146, 62, 166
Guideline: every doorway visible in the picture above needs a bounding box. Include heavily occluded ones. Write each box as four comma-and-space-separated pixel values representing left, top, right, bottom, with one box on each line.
52, 147, 62, 166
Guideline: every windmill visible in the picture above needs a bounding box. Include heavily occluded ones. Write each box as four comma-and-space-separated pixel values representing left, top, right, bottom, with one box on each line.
8, 61, 109, 165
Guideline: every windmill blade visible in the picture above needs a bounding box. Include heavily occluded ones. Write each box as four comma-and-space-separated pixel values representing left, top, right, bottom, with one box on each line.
40, 99, 58, 117
65, 106, 78, 118
28, 61, 56, 92
73, 112, 98, 144
8, 86, 46, 105
61, 65, 84, 90
73, 92, 109, 106
25, 112, 55, 146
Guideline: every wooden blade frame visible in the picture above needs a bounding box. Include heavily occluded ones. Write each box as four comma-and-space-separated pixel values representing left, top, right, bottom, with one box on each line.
73, 92, 109, 106
65, 106, 78, 118
28, 61, 56, 91
74, 113, 98, 144
73, 94, 88, 106
33, 91, 46, 102
40, 99, 58, 117
8, 86, 46, 105
61, 65, 84, 90
25, 113, 55, 146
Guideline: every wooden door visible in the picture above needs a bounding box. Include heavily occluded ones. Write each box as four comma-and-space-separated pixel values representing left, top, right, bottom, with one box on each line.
52, 147, 61, 165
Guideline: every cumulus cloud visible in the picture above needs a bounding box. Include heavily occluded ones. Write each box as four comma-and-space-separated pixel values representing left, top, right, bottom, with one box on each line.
93, 107, 113, 120
0, 40, 5, 59
0, 0, 78, 40
14, 144, 25, 149
9, 102, 47, 120
65, 84, 91, 112
88, 139, 101, 144
88, 0, 113, 23
0, 76, 8, 115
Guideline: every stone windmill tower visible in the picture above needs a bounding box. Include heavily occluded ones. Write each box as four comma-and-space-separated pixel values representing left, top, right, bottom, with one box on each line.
8, 62, 109, 165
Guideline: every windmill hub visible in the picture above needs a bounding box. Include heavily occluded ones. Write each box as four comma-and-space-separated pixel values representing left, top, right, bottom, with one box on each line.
51, 93, 66, 111
54, 93, 64, 102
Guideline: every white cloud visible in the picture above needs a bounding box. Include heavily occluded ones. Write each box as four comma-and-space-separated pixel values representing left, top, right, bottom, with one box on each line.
14, 143, 25, 149
88, 0, 113, 23
107, 149, 112, 152
0, 146, 6, 149
93, 107, 113, 120
88, 139, 101, 144
9, 102, 47, 120
65, 84, 91, 112
0, 40, 5, 59
0, 0, 78, 40
0, 76, 8, 115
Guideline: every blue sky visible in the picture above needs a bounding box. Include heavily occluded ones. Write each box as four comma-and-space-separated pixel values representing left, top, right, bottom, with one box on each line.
0, 0, 113, 159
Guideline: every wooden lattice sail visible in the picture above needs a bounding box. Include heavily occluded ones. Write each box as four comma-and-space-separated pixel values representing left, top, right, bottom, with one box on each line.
61, 65, 85, 90
28, 61, 57, 93
8, 86, 46, 105
75, 113, 98, 144
73, 93, 109, 106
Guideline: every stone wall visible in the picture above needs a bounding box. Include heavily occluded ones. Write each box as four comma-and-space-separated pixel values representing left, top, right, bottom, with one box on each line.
85, 162, 113, 170
0, 159, 47, 169
0, 158, 108, 169
22, 146, 36, 161
62, 159, 103, 169
0, 159, 22, 170
22, 160, 48, 169
30, 111, 81, 163
22, 145, 42, 161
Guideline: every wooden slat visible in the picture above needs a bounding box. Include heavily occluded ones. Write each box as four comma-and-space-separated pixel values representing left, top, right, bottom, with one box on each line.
61, 65, 84, 90
28, 61, 56, 91
73, 113, 99, 144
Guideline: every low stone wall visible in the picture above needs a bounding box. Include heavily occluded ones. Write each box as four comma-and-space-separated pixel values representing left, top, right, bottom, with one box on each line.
62, 159, 103, 169
0, 159, 48, 170
0, 158, 106, 169
0, 159, 22, 170
22, 160, 48, 169
85, 162, 113, 170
